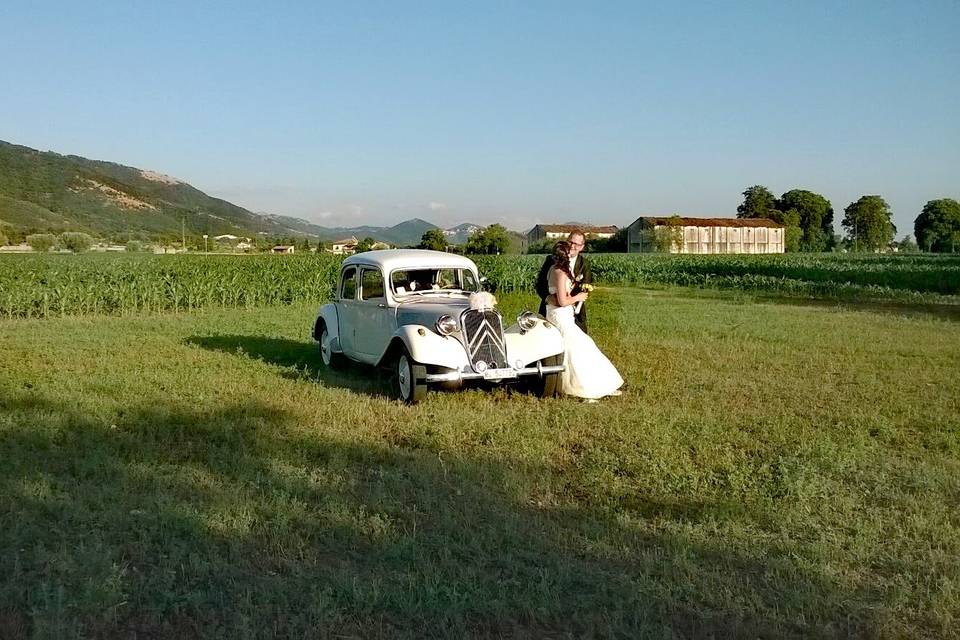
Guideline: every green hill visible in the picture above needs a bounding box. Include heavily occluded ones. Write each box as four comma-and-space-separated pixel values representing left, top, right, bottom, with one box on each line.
319, 218, 441, 246
0, 140, 331, 242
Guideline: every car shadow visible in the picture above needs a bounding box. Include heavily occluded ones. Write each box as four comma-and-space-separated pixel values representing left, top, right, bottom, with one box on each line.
185, 333, 393, 399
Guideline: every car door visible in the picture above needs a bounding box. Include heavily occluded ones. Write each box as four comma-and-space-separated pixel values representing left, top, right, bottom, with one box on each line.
337, 266, 359, 356
354, 267, 396, 363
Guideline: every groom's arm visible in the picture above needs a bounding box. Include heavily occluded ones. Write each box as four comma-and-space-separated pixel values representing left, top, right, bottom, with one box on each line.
535, 255, 553, 300
581, 256, 592, 285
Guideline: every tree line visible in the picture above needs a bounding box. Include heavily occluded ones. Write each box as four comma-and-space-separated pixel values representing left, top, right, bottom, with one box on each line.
416, 225, 514, 255
737, 186, 959, 253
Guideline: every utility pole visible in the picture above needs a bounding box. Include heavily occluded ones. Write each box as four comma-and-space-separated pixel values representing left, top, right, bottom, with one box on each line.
182, 217, 186, 253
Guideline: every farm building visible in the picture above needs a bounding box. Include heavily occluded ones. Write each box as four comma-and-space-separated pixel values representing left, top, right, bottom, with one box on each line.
527, 224, 618, 244
626, 217, 785, 254
331, 236, 359, 255
271, 245, 295, 254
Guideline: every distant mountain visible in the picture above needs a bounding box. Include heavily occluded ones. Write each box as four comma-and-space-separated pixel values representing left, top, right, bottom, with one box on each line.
443, 223, 483, 244
306, 218, 484, 247
258, 213, 333, 238
0, 139, 497, 246
380, 218, 439, 246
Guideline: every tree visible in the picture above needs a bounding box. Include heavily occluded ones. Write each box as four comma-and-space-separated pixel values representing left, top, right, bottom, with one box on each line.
0, 229, 7, 246
653, 215, 684, 252
59, 232, 95, 253
316, 239, 326, 253
842, 195, 895, 252
769, 207, 803, 252
914, 198, 960, 253
484, 224, 511, 254
465, 224, 510, 255
737, 185, 778, 219
778, 189, 834, 252
355, 237, 377, 253
585, 228, 627, 253
26, 233, 57, 252
465, 228, 487, 254
298, 237, 311, 253
419, 228, 448, 251
3, 226, 24, 245
526, 238, 554, 254
896, 235, 919, 253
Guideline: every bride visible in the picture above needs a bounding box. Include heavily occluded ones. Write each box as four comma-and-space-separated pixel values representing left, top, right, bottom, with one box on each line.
545, 241, 624, 400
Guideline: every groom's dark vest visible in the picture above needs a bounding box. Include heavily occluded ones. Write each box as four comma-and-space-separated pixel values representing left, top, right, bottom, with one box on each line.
536, 254, 591, 334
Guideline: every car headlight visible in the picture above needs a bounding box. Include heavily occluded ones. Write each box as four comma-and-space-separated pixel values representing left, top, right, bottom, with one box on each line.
517, 311, 541, 331
436, 314, 458, 336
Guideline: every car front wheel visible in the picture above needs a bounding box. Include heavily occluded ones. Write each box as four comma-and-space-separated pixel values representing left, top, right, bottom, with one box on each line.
395, 346, 427, 404
524, 354, 562, 398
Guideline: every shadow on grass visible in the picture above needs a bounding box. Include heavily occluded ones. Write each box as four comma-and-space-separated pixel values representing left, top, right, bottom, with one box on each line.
186, 333, 393, 399
0, 393, 897, 639
755, 295, 960, 322
646, 285, 960, 322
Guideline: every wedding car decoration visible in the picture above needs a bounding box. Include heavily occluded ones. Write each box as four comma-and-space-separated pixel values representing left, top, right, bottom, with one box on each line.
313, 249, 566, 403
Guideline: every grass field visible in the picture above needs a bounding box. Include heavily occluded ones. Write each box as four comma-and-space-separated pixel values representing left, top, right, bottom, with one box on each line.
2, 287, 959, 638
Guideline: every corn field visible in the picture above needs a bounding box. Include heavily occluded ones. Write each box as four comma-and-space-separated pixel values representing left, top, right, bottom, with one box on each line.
475, 253, 960, 299
1, 252, 958, 319
0, 254, 342, 319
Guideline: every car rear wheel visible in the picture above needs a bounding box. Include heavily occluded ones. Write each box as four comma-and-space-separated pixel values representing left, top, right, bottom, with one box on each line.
318, 323, 345, 370
395, 346, 427, 404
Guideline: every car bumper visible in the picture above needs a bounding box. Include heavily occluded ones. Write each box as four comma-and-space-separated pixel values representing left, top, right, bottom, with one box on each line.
423, 363, 565, 383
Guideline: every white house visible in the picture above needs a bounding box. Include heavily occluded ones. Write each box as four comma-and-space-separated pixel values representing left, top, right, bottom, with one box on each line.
526, 224, 618, 245
331, 236, 359, 255
626, 217, 785, 254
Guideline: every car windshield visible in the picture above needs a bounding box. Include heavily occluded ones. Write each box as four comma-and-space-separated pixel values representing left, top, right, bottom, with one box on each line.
391, 268, 479, 296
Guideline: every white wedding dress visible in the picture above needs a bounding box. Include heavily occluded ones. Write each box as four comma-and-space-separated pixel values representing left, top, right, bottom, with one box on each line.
546, 269, 624, 399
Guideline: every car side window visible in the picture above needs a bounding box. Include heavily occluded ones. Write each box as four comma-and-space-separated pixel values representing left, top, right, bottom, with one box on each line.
341, 267, 357, 300
360, 268, 385, 301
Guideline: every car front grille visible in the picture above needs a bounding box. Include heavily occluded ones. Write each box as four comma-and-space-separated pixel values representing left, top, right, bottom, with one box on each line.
460, 309, 508, 371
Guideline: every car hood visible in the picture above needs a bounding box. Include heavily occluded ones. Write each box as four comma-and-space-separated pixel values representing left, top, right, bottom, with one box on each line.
395, 298, 478, 328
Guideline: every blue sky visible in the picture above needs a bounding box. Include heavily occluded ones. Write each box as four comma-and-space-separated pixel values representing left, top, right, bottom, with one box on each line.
1, 1, 957, 234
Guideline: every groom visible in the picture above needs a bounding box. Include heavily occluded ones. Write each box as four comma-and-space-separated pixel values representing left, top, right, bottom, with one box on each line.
536, 230, 592, 333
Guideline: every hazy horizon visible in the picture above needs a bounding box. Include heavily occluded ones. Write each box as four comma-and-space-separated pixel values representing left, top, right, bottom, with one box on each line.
1, 1, 957, 237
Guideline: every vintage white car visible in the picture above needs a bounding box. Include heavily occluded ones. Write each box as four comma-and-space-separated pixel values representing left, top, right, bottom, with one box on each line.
313, 249, 566, 402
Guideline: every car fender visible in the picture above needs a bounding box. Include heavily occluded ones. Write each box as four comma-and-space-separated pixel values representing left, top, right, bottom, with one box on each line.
314, 303, 342, 352
378, 325, 470, 370
503, 321, 565, 367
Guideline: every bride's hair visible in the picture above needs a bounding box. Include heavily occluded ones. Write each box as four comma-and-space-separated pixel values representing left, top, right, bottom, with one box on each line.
552, 241, 575, 281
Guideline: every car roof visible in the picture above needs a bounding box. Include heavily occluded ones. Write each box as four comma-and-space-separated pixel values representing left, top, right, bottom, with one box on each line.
342, 249, 478, 272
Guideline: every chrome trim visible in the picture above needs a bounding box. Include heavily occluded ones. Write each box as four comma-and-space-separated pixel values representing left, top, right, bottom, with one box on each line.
436, 314, 458, 336
423, 365, 565, 383
516, 310, 541, 331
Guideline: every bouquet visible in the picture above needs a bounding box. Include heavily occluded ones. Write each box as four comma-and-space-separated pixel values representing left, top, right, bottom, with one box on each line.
574, 283, 593, 314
